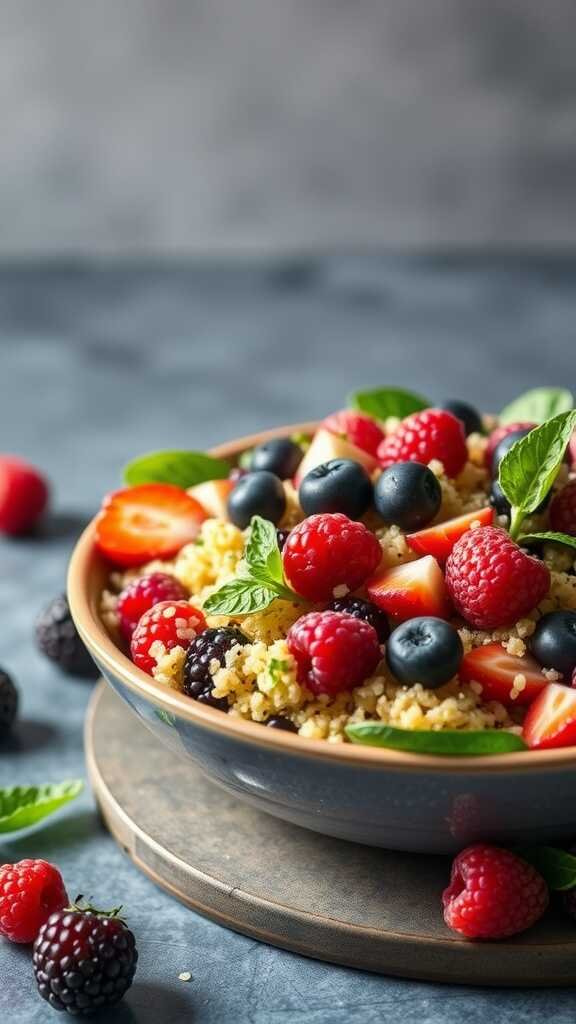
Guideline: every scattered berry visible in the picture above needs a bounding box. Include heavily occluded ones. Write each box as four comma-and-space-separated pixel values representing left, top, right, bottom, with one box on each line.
0, 455, 49, 535
283, 513, 382, 602
0, 860, 68, 943
374, 462, 441, 531
0, 668, 18, 734
406, 506, 493, 563
439, 400, 483, 437
33, 903, 137, 1013
294, 428, 378, 487
386, 617, 463, 688
550, 481, 576, 537
299, 458, 373, 519
321, 409, 384, 457
367, 555, 451, 622
36, 595, 99, 678
378, 409, 468, 479
442, 844, 548, 940
529, 610, 576, 677
116, 573, 188, 641
485, 421, 535, 468
227, 471, 286, 529
182, 626, 248, 709
188, 478, 233, 519
459, 643, 547, 707
95, 484, 206, 567
445, 526, 550, 629
326, 595, 389, 643
490, 427, 533, 475
130, 601, 207, 675
287, 610, 381, 696
249, 438, 303, 479
266, 715, 298, 732
523, 683, 576, 750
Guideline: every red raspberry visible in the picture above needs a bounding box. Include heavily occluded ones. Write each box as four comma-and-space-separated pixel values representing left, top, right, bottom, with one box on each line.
0, 456, 49, 535
283, 513, 382, 602
130, 600, 207, 674
550, 480, 576, 537
117, 572, 188, 640
322, 410, 384, 457
0, 859, 68, 943
486, 421, 535, 468
570, 429, 576, 467
443, 844, 548, 939
287, 610, 381, 696
377, 409, 467, 478
445, 525, 550, 629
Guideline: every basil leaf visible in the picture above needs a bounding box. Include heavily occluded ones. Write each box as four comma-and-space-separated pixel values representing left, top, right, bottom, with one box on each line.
520, 531, 576, 551
123, 450, 230, 488
349, 387, 429, 421
345, 723, 526, 755
0, 780, 83, 833
245, 516, 283, 582
499, 411, 576, 536
203, 579, 278, 616
499, 387, 573, 426
515, 846, 576, 891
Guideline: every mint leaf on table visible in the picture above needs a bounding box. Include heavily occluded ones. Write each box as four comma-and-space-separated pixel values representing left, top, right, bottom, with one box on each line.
519, 531, 576, 551
123, 450, 230, 488
498, 411, 576, 539
499, 387, 573, 425
348, 387, 429, 421
0, 780, 83, 833
515, 846, 576, 890
345, 723, 527, 755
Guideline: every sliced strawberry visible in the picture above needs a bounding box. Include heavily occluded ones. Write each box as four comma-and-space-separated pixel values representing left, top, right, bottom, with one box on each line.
366, 555, 451, 622
407, 507, 493, 563
321, 410, 384, 458
95, 483, 207, 567
523, 683, 576, 750
294, 428, 378, 487
188, 478, 233, 519
459, 643, 547, 707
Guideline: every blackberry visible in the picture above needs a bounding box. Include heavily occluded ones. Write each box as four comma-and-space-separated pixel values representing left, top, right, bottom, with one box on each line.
0, 669, 18, 735
183, 627, 249, 710
276, 529, 290, 551
326, 596, 390, 644
33, 904, 137, 1015
35, 595, 99, 678
266, 715, 298, 733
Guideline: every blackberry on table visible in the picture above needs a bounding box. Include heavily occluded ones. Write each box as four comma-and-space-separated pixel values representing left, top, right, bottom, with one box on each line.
183, 627, 249, 710
0, 668, 18, 734
327, 596, 390, 644
35, 595, 99, 678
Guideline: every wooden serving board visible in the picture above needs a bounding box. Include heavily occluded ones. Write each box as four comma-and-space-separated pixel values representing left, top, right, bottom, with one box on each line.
86, 681, 576, 987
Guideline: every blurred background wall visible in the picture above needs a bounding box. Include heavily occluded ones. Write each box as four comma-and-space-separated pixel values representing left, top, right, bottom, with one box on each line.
1, 0, 575, 257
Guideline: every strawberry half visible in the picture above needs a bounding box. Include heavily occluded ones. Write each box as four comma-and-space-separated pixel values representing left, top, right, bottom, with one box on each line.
95, 483, 207, 567
523, 683, 576, 750
366, 555, 451, 622
459, 643, 547, 707
407, 507, 493, 563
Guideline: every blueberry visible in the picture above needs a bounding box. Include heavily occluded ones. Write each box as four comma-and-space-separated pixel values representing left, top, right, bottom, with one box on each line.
491, 429, 532, 475
250, 438, 303, 480
490, 479, 511, 518
374, 462, 441, 531
386, 616, 463, 689
298, 459, 373, 519
529, 611, 576, 677
440, 400, 483, 437
266, 715, 298, 732
227, 471, 286, 528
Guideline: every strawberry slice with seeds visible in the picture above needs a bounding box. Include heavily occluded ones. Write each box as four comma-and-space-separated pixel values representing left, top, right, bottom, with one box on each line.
523, 682, 576, 750
95, 483, 207, 567
366, 555, 451, 622
407, 506, 493, 563
459, 643, 547, 707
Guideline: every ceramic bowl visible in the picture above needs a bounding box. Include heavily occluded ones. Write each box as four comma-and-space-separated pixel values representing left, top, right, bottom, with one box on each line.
68, 423, 576, 854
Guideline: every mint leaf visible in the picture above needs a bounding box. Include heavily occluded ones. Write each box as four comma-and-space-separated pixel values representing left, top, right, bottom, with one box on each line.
520, 531, 576, 551
0, 780, 83, 833
349, 387, 429, 421
123, 450, 230, 488
499, 387, 573, 425
499, 411, 576, 538
203, 578, 279, 616
245, 515, 283, 582
515, 846, 576, 891
345, 723, 526, 755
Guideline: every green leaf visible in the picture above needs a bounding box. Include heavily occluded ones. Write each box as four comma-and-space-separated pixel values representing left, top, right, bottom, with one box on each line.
203, 578, 279, 616
123, 450, 230, 488
520, 531, 576, 551
515, 846, 576, 891
499, 387, 573, 425
245, 516, 283, 582
349, 387, 429, 421
499, 411, 576, 536
345, 723, 526, 755
0, 780, 83, 833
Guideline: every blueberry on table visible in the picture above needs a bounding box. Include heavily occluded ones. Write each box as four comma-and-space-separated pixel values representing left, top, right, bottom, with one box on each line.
227, 471, 286, 528
327, 595, 389, 644
298, 458, 373, 519
530, 611, 576, 677
439, 400, 483, 437
374, 462, 441, 531
386, 616, 463, 688
250, 438, 303, 480
0, 669, 18, 734
490, 428, 532, 475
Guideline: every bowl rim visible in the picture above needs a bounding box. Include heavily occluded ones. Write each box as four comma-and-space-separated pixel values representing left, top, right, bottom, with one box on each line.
68, 420, 576, 775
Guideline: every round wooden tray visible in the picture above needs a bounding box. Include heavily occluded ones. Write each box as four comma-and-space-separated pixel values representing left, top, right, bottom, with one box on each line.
86, 681, 576, 986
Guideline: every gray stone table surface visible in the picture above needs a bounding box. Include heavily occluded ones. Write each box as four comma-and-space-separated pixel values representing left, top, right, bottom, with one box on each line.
1, 257, 576, 1023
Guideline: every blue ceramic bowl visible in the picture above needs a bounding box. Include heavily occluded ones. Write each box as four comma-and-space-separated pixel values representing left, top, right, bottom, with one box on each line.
68, 424, 576, 854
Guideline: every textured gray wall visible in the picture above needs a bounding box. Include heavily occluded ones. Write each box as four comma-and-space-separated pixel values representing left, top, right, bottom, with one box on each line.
1, 0, 576, 255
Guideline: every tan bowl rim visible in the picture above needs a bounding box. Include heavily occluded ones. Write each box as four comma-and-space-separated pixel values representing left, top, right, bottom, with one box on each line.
68, 421, 576, 775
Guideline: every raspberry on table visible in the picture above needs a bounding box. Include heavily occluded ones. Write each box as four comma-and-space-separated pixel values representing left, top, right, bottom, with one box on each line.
485, 421, 535, 468
116, 572, 188, 641
287, 610, 381, 696
445, 525, 550, 629
0, 668, 18, 734
550, 480, 576, 537
130, 600, 207, 675
0, 859, 68, 943
283, 513, 382, 603
377, 409, 468, 479
36, 595, 99, 678
0, 455, 49, 535
183, 626, 249, 709
33, 905, 138, 1014
326, 595, 389, 643
442, 844, 548, 939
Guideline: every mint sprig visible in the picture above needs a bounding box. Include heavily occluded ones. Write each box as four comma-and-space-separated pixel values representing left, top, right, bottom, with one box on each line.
345, 723, 526, 755
203, 516, 302, 616
348, 387, 429, 421
519, 531, 576, 552
499, 387, 573, 426
515, 846, 576, 891
123, 450, 230, 488
498, 411, 576, 539
0, 780, 83, 833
